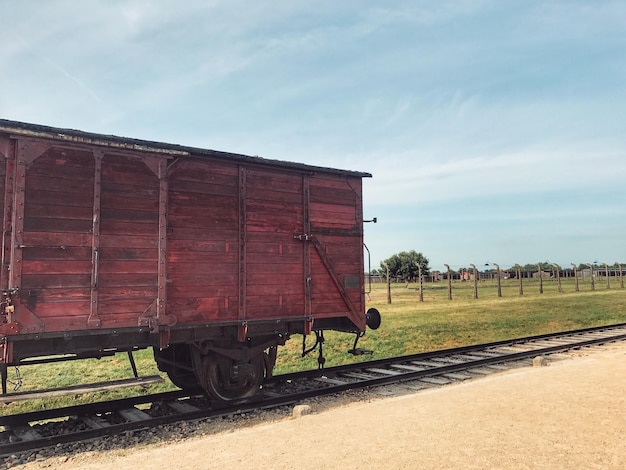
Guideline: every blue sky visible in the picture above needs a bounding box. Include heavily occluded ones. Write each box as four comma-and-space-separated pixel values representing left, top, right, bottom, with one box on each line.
1, 1, 625, 271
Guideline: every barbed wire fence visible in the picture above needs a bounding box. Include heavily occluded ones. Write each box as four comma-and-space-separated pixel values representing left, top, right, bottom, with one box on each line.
368, 263, 625, 304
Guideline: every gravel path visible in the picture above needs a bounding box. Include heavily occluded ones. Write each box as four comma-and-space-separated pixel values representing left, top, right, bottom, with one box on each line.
13, 342, 626, 470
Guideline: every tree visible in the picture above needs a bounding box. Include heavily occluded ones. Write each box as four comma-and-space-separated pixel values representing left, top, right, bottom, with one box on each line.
380, 250, 430, 282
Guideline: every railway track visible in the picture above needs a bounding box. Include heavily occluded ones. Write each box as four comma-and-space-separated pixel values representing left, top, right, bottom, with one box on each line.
1, 323, 626, 458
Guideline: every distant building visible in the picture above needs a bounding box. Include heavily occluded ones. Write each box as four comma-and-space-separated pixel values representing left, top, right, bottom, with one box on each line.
532, 271, 551, 278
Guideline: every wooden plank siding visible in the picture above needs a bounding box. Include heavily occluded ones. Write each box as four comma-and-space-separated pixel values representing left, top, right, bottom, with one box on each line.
166, 159, 240, 324
0, 137, 9, 293
97, 153, 160, 327
1, 130, 367, 340
245, 169, 305, 319
308, 175, 365, 325
0, 146, 163, 332
19, 147, 95, 327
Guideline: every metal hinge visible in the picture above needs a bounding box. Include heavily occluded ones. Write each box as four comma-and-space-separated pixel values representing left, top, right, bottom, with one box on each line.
294, 234, 311, 241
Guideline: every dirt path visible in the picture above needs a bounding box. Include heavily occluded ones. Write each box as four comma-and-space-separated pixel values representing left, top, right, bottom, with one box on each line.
22, 342, 626, 470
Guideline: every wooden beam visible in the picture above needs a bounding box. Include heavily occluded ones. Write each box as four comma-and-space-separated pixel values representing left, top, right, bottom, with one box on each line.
0, 375, 163, 403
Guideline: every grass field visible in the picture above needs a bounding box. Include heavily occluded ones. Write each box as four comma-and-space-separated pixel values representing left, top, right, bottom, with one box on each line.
277, 276, 626, 372
2, 276, 625, 415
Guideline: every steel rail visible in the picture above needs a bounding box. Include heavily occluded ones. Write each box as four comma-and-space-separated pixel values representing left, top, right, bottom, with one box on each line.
1, 323, 625, 457
269, 322, 626, 382
0, 389, 190, 427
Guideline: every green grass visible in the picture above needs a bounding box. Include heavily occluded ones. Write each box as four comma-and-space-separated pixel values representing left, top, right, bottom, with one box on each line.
2, 276, 625, 415
275, 277, 626, 373
0, 350, 176, 416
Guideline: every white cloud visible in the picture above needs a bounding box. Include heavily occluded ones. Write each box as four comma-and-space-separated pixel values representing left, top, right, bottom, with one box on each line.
0, 0, 624, 269
365, 142, 626, 206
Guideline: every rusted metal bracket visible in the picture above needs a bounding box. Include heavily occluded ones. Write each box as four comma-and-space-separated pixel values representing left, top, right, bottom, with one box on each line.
302, 176, 312, 319
0, 322, 19, 335
158, 329, 171, 350
304, 317, 314, 336
1, 146, 15, 291
88, 151, 103, 329
138, 314, 177, 331
238, 166, 247, 338
138, 299, 177, 334
0, 289, 16, 334
294, 232, 360, 319
7, 303, 44, 334
237, 322, 248, 343
15, 139, 50, 166
156, 159, 168, 323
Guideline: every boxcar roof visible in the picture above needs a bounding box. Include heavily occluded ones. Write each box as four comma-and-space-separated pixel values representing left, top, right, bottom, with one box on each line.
0, 118, 371, 178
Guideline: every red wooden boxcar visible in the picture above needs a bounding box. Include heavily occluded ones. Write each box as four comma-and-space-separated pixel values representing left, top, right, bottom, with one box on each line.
0, 119, 379, 400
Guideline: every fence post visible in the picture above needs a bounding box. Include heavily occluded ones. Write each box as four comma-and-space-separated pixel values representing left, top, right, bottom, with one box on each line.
620, 264, 624, 289
515, 264, 523, 295
444, 263, 452, 300
383, 262, 391, 304
553, 263, 563, 293
588, 263, 595, 291
488, 262, 502, 297
571, 263, 579, 292
470, 263, 478, 299
605, 263, 610, 289
537, 263, 543, 294
415, 262, 424, 302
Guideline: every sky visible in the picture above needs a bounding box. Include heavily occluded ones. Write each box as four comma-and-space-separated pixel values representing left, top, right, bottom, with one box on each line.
1, 1, 625, 272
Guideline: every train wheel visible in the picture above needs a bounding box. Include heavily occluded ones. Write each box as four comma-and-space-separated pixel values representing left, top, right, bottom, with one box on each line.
166, 367, 202, 392
202, 352, 265, 402
155, 344, 202, 392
